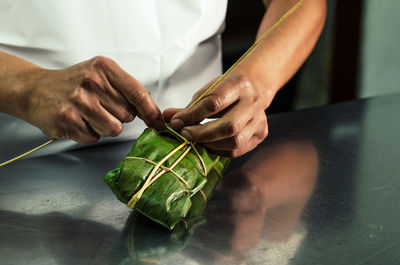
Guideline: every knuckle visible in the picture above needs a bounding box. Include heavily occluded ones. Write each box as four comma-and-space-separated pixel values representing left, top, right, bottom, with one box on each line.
223, 120, 241, 136
203, 94, 223, 113
234, 74, 258, 103
128, 89, 148, 105
81, 72, 95, 83
232, 133, 245, 149
109, 121, 122, 137
230, 74, 252, 92
81, 74, 104, 93
236, 74, 252, 90
59, 107, 76, 124
90, 56, 111, 70
72, 89, 89, 108
123, 113, 135, 123
248, 92, 259, 105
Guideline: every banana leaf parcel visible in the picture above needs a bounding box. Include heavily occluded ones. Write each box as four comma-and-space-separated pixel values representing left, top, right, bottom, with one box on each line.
104, 125, 230, 230
109, 164, 222, 264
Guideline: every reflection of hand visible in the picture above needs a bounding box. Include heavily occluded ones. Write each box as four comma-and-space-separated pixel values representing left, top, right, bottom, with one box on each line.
220, 170, 266, 257
22, 56, 163, 143
192, 140, 318, 264
163, 74, 269, 157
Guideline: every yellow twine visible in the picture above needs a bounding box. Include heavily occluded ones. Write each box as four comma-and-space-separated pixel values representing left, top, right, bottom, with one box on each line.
147, 146, 192, 187
127, 140, 187, 208
0, 139, 55, 168
126, 214, 161, 263
0, 1, 302, 170
125, 156, 190, 187
126, 124, 210, 208
165, 123, 207, 175
123, 0, 304, 208
189, 1, 303, 107
199, 189, 207, 204
181, 219, 189, 230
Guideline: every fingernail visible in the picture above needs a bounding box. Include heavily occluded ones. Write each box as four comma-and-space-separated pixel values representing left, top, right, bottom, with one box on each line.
170, 119, 184, 130
181, 129, 192, 141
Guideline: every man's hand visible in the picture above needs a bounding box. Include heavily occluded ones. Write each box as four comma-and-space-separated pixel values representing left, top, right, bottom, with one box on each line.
164, 0, 326, 157
13, 56, 163, 143
163, 74, 269, 157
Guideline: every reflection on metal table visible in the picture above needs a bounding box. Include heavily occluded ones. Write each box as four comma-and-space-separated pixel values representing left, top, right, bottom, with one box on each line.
1, 94, 400, 265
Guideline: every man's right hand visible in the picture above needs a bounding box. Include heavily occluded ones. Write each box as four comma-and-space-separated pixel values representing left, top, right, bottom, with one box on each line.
8, 56, 163, 143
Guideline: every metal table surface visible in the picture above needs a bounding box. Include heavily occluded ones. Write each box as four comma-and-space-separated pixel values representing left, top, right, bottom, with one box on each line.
1, 94, 400, 265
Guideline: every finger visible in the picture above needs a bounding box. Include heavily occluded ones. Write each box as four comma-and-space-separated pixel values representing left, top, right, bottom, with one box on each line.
163, 108, 183, 123
74, 119, 100, 144
180, 99, 255, 143
92, 56, 163, 130
100, 99, 136, 123
98, 80, 137, 123
164, 104, 226, 126
203, 119, 255, 151
170, 77, 242, 130
81, 62, 136, 123
255, 114, 269, 142
203, 115, 268, 157
232, 116, 268, 157
54, 106, 99, 143
82, 102, 123, 137
67, 118, 100, 144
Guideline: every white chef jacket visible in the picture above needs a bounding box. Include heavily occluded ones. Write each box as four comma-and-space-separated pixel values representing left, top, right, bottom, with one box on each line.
0, 0, 228, 160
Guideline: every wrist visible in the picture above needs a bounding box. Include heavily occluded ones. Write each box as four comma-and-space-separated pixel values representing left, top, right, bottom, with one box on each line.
0, 65, 44, 121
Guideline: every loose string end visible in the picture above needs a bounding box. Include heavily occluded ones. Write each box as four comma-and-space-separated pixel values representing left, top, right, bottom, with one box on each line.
0, 139, 56, 168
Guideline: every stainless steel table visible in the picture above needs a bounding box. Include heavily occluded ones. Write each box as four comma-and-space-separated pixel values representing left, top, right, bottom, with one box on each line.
1, 94, 400, 265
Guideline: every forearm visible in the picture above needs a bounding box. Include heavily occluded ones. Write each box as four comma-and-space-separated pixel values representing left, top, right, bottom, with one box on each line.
0, 51, 41, 120
234, 0, 327, 108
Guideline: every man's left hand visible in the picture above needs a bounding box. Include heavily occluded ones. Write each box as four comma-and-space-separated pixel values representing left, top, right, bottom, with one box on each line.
163, 74, 269, 157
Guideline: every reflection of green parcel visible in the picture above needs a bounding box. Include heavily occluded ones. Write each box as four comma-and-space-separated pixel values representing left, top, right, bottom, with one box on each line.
104, 127, 230, 230
116, 167, 222, 264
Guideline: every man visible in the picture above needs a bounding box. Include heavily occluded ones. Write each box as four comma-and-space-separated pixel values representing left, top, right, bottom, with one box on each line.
0, 0, 326, 160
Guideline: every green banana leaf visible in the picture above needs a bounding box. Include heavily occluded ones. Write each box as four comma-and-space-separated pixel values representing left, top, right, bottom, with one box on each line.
107, 211, 198, 265
104, 126, 230, 230
108, 155, 225, 265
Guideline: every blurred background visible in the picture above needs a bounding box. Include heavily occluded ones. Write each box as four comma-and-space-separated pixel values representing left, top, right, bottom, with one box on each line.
222, 0, 400, 113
